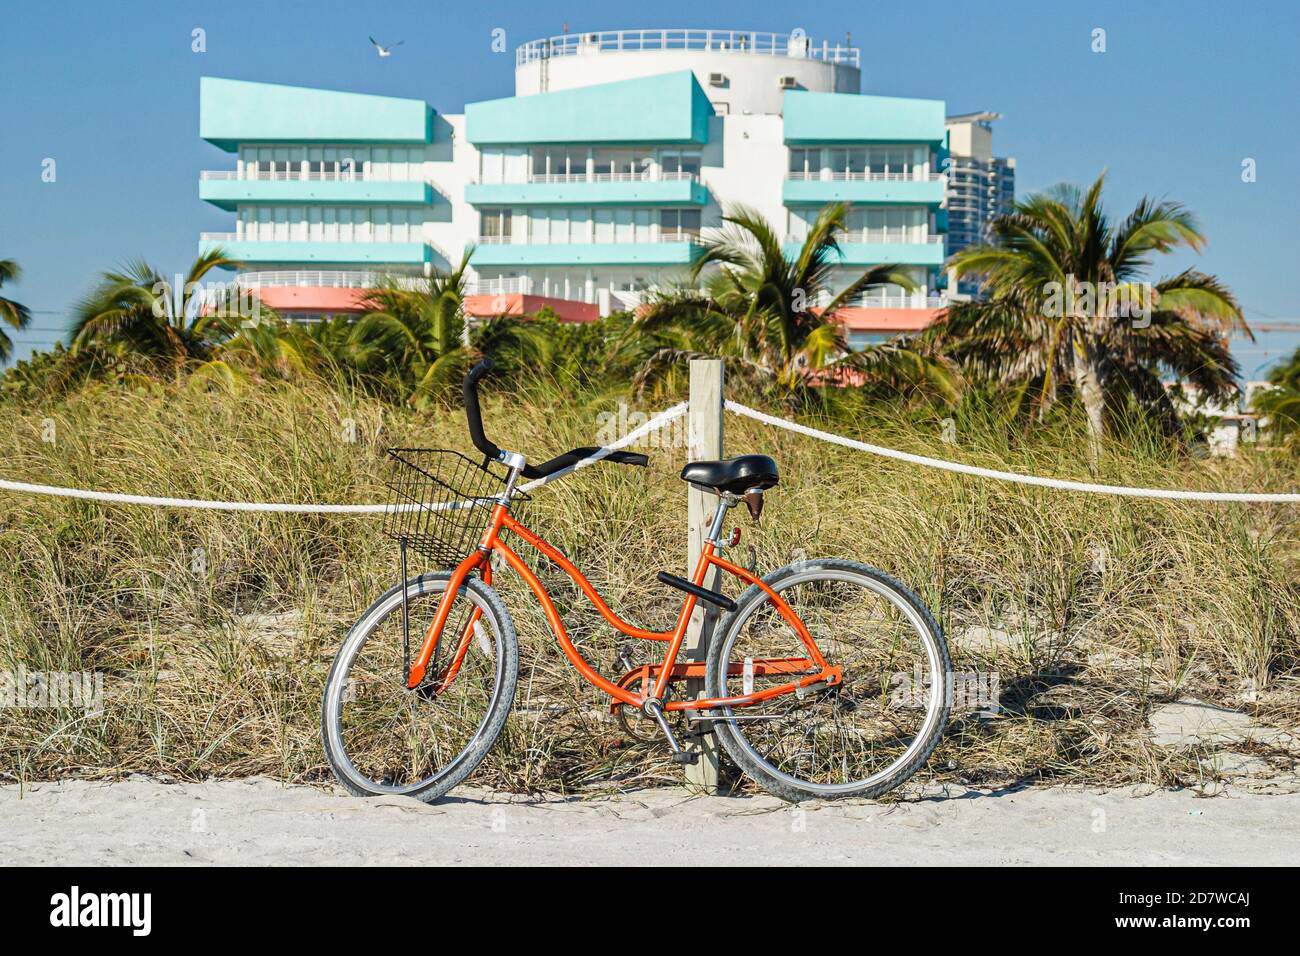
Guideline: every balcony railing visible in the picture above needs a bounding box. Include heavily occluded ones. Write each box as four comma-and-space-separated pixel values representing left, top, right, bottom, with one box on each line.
202, 233, 433, 245
474, 171, 700, 185
463, 278, 649, 307
516, 28, 860, 68
854, 294, 947, 309
785, 232, 944, 245
786, 170, 944, 182
201, 169, 429, 183
235, 270, 427, 290
464, 277, 532, 296
476, 232, 703, 245
813, 292, 947, 309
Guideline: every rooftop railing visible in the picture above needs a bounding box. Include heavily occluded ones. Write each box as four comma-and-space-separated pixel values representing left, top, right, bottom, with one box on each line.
516, 28, 860, 68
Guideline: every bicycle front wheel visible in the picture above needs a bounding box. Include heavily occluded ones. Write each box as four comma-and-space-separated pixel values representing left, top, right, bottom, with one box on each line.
705, 559, 950, 802
321, 572, 518, 802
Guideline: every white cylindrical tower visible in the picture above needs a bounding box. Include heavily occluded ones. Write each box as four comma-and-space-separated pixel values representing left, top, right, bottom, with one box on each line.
514, 28, 860, 115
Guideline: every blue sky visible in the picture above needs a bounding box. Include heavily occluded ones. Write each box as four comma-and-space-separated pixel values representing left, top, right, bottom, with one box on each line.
2, 0, 1298, 371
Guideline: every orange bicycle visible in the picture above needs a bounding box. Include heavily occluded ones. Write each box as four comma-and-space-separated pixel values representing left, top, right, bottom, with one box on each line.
322, 361, 951, 803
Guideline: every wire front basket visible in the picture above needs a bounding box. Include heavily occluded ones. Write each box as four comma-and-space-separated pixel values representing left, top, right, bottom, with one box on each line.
383, 448, 527, 569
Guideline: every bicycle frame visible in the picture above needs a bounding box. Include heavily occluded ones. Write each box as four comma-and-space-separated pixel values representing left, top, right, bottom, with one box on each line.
404, 502, 842, 712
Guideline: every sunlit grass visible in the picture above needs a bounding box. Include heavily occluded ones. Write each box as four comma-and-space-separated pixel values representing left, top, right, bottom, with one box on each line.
1, 376, 1297, 794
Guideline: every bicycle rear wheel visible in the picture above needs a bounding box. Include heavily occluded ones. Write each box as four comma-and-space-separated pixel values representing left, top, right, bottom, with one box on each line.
705, 559, 950, 802
321, 572, 517, 802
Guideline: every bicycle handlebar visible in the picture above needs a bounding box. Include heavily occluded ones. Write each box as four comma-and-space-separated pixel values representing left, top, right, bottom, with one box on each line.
463, 359, 502, 462
462, 359, 649, 480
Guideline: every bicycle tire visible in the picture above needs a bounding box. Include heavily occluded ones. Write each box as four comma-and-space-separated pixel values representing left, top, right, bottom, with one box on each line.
321, 572, 518, 803
705, 558, 951, 802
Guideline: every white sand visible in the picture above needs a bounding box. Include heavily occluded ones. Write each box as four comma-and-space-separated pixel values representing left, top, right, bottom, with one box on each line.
3, 777, 1298, 865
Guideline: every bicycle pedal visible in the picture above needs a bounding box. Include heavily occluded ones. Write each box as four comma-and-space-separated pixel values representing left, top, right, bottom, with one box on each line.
671, 750, 700, 765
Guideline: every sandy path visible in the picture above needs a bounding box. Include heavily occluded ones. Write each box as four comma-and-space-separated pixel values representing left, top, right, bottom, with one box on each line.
3, 778, 1298, 866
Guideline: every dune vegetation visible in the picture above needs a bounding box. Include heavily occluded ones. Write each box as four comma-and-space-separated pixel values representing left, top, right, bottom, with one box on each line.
2, 183, 1299, 795
1, 370, 1297, 794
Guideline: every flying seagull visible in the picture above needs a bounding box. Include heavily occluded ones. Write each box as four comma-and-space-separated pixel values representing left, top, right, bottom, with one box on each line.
369, 36, 404, 58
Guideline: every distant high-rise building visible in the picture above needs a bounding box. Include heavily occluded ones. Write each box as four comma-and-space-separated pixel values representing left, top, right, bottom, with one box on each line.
944, 111, 1015, 296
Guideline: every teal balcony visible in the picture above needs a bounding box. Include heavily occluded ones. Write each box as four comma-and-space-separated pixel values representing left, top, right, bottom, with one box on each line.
783, 176, 946, 207
198, 236, 435, 267
465, 176, 707, 207
470, 240, 702, 268
200, 77, 433, 151
782, 91, 946, 146
466, 71, 712, 146
200, 174, 436, 211
781, 239, 946, 267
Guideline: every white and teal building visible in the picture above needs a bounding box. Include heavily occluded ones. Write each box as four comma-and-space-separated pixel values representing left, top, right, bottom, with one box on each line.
199, 28, 953, 336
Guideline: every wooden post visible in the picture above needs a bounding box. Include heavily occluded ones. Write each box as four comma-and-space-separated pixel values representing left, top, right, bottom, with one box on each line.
684, 359, 723, 793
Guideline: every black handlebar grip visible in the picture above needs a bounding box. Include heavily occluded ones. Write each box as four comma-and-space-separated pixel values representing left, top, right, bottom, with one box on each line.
463, 359, 500, 460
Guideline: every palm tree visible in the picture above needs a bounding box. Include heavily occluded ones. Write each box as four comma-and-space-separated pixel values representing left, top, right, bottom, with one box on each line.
208, 307, 317, 382
1253, 347, 1300, 441
938, 173, 1248, 454
296, 314, 388, 384
629, 203, 961, 404
71, 248, 242, 378
355, 251, 553, 407
0, 259, 33, 363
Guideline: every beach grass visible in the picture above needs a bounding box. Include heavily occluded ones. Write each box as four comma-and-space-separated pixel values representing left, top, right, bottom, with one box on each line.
1, 376, 1297, 795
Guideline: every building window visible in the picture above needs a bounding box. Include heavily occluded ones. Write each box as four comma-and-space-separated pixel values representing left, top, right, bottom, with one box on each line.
549, 209, 569, 245
235, 205, 423, 243
659, 208, 702, 239
788, 148, 815, 179
847, 331, 894, 351
594, 208, 615, 243
660, 150, 702, 179
238, 145, 393, 181
593, 149, 652, 181
507, 206, 708, 245
481, 208, 512, 242
634, 208, 652, 241
788, 146, 930, 181
845, 206, 927, 242
532, 147, 588, 181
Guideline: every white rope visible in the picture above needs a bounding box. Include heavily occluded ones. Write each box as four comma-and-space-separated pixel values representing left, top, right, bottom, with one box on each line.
726, 401, 1300, 504
0, 478, 393, 514
0, 403, 689, 513
2, 397, 1294, 508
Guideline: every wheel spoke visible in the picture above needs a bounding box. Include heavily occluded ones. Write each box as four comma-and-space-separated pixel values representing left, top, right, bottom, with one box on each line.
324, 578, 515, 798
713, 563, 948, 797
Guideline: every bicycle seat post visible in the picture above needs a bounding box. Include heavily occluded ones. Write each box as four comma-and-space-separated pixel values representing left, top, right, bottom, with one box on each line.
707, 493, 739, 543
